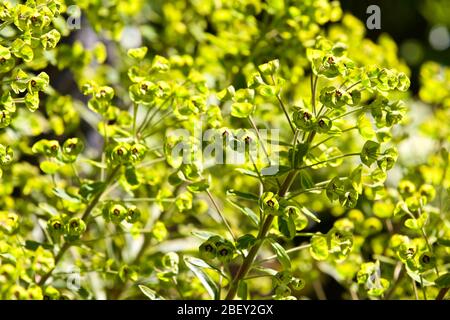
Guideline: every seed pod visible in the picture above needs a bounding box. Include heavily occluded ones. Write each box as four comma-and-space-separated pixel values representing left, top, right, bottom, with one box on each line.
62, 138, 84, 156
418, 184, 436, 204
274, 271, 292, 285
65, 217, 86, 237
260, 192, 280, 215
111, 144, 130, 164
418, 252, 436, 271
199, 240, 216, 260
47, 215, 64, 236
293, 109, 315, 131
109, 203, 127, 224
43, 140, 60, 157
398, 180, 416, 197
43, 286, 60, 300
126, 205, 141, 223
291, 278, 305, 290
216, 240, 235, 263
397, 243, 416, 261
316, 116, 332, 133
129, 143, 147, 163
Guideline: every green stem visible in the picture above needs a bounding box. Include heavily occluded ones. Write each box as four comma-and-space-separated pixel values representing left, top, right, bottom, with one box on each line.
38, 166, 120, 286
206, 189, 236, 241
298, 152, 360, 170
276, 94, 296, 134
224, 169, 299, 300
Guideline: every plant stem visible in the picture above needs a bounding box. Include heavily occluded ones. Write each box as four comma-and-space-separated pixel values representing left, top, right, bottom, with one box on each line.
276, 94, 296, 134
38, 166, 120, 286
225, 169, 298, 300
436, 287, 449, 300
420, 275, 427, 300
206, 190, 236, 241
256, 243, 311, 264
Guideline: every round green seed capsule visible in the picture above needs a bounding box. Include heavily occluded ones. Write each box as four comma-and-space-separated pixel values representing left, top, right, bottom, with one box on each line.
109, 203, 127, 224
65, 217, 86, 237
126, 205, 141, 223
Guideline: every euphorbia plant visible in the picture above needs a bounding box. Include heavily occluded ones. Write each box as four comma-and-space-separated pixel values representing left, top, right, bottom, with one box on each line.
189, 37, 410, 299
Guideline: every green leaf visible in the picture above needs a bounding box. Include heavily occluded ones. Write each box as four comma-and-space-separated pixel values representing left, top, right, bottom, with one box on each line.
11, 38, 33, 62
278, 215, 296, 239
227, 200, 259, 227
230, 102, 255, 118
299, 171, 314, 190
261, 165, 290, 176
127, 46, 148, 60
191, 230, 220, 240
226, 189, 259, 201
138, 285, 164, 300
437, 238, 450, 247
79, 181, 106, 201
41, 29, 61, 49
310, 234, 329, 260
237, 281, 248, 300
24, 92, 40, 112
435, 273, 450, 289
52, 187, 81, 203
24, 240, 53, 251
184, 256, 219, 299
300, 207, 321, 223
357, 115, 375, 139
360, 140, 380, 167
40, 161, 60, 174
236, 234, 257, 251
187, 179, 209, 193
405, 266, 435, 286
270, 241, 291, 270
404, 218, 418, 230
